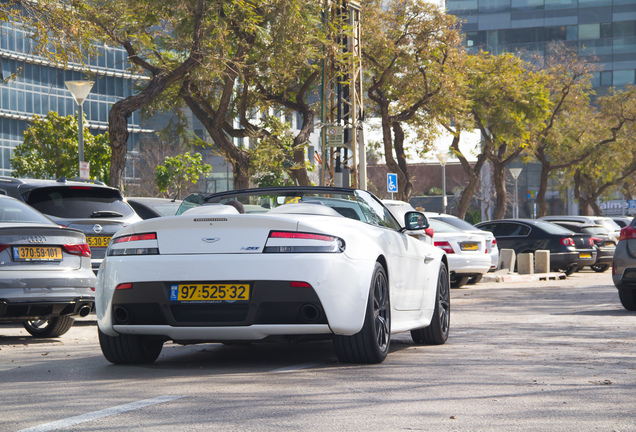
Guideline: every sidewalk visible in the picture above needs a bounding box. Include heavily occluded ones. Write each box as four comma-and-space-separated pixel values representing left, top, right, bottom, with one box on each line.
481, 269, 567, 283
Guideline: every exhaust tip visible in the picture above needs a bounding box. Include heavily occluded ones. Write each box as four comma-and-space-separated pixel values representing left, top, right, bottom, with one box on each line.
113, 305, 131, 324
78, 305, 91, 317
299, 303, 321, 323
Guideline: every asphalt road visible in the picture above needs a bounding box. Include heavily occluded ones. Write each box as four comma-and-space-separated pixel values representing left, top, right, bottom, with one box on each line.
0, 269, 634, 432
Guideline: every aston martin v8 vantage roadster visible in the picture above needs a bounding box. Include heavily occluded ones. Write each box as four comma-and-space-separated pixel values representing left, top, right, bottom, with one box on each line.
96, 187, 449, 364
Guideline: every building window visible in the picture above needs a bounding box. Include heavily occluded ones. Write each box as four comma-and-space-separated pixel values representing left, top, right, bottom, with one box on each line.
600, 71, 612, 87
579, 24, 600, 39
613, 69, 635, 86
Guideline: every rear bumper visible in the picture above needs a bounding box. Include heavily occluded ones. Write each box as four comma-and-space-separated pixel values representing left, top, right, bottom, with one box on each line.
550, 250, 597, 270
0, 297, 94, 322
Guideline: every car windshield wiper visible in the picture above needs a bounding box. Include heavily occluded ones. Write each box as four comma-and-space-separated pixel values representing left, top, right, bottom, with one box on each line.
91, 210, 124, 218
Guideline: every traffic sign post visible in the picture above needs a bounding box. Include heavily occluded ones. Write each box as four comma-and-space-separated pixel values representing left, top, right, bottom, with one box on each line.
387, 173, 397, 199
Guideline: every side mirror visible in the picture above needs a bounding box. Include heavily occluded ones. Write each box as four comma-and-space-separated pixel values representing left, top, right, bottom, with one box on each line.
405, 211, 428, 231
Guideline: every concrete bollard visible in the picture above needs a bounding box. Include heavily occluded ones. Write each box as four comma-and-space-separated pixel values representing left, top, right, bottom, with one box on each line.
535, 250, 550, 273
498, 249, 516, 273
517, 253, 534, 275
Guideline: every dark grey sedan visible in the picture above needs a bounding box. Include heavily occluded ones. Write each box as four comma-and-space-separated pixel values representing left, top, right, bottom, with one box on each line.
612, 220, 636, 311
0, 195, 96, 337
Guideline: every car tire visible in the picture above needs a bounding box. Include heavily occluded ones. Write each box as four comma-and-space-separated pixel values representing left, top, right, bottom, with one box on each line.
411, 262, 450, 345
450, 275, 470, 289
618, 288, 636, 311
467, 274, 483, 285
590, 264, 610, 273
23, 316, 74, 338
333, 263, 390, 364
98, 328, 163, 364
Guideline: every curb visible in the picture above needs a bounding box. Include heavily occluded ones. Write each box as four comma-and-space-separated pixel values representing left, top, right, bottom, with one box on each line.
482, 272, 567, 283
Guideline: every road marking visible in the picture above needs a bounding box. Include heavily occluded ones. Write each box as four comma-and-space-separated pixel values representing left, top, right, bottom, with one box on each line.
15, 395, 183, 432
272, 362, 322, 373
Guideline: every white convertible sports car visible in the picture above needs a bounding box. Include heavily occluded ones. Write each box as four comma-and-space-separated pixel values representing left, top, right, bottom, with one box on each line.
96, 187, 449, 365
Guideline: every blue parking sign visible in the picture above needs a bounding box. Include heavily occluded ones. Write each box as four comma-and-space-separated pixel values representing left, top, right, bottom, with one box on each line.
387, 173, 398, 193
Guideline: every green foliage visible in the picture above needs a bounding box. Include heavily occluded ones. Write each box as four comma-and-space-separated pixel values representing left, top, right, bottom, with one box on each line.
10, 112, 110, 182
155, 151, 212, 199
465, 210, 481, 225
428, 187, 443, 196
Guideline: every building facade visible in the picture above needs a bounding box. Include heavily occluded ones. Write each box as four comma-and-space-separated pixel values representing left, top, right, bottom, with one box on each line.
0, 20, 153, 179
446, 0, 636, 92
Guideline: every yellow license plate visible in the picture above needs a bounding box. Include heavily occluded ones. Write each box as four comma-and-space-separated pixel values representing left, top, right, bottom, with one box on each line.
87, 236, 112, 247
172, 284, 250, 302
461, 243, 479, 251
579, 252, 592, 259
13, 246, 62, 261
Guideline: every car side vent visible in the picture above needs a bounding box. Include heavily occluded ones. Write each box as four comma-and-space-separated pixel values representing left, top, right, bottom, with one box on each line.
194, 218, 228, 222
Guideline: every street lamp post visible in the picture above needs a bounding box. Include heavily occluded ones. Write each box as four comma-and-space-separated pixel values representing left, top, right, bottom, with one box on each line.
509, 167, 523, 219
436, 153, 450, 213
65, 80, 94, 176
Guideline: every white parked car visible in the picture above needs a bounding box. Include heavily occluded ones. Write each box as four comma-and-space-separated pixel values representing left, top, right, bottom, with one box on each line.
427, 219, 492, 288
425, 212, 499, 274
97, 187, 450, 365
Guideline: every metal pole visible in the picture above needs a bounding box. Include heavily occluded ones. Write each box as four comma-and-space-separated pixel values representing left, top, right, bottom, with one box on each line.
515, 178, 519, 218
442, 164, 447, 214
78, 103, 84, 162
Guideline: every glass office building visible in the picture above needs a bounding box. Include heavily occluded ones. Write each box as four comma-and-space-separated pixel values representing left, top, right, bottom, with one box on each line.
446, 0, 636, 91
0, 20, 149, 178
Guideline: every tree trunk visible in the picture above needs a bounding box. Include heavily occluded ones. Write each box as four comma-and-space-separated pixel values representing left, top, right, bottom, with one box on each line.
392, 121, 413, 201
451, 134, 488, 219
492, 159, 508, 220
535, 148, 551, 218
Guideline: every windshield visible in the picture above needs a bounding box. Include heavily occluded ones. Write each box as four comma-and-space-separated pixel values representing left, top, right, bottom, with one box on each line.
180, 188, 402, 230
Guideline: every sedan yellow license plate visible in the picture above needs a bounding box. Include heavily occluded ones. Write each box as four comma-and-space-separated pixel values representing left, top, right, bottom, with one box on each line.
461, 243, 479, 251
87, 236, 112, 248
13, 246, 62, 261
579, 252, 592, 259
170, 284, 250, 302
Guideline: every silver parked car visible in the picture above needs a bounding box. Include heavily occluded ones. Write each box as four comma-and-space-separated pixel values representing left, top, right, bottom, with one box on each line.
612, 219, 636, 311
0, 177, 142, 274
0, 195, 96, 337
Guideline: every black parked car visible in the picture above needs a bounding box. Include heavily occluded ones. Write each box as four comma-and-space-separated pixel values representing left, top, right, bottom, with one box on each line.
0, 177, 142, 274
475, 219, 597, 275
547, 221, 615, 273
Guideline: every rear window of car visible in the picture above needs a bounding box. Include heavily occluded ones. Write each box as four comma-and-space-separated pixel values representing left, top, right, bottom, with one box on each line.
534, 220, 574, 234
24, 186, 134, 218
0, 198, 53, 224
432, 216, 477, 231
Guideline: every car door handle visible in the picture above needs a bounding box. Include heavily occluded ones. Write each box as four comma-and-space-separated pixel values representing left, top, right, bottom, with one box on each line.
424, 255, 435, 264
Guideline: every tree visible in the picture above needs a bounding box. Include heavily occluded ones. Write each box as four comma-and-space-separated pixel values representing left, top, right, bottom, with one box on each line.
155, 151, 211, 199
362, 0, 465, 201
566, 86, 636, 215
439, 52, 550, 219
529, 43, 598, 217
177, 0, 325, 189
10, 112, 110, 182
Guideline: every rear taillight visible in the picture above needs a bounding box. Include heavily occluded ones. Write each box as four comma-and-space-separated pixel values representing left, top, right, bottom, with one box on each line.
108, 232, 159, 256
264, 231, 345, 253
619, 225, 636, 241
116, 283, 133, 290
434, 241, 454, 254
560, 238, 575, 246
424, 227, 434, 238
63, 244, 91, 257
113, 233, 157, 243
0, 244, 9, 253
590, 237, 602, 245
